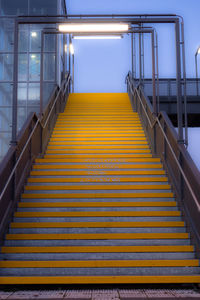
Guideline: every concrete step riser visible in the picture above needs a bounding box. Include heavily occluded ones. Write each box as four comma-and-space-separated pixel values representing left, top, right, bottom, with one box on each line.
4, 239, 191, 247
0, 267, 199, 276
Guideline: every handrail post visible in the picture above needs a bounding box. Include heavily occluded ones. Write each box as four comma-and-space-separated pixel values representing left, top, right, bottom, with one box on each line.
175, 19, 184, 143
151, 31, 157, 115
11, 18, 19, 146
40, 30, 44, 118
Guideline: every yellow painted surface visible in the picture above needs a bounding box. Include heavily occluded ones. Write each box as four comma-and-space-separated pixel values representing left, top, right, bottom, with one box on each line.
1, 245, 193, 253
11, 221, 184, 229
0, 260, 198, 268
18, 201, 177, 208
14, 211, 180, 218
35, 158, 160, 163
30, 170, 165, 176
1, 275, 200, 284
22, 192, 173, 199
32, 164, 163, 170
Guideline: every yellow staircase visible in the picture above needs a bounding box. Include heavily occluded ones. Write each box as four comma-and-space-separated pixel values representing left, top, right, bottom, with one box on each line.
0, 93, 200, 284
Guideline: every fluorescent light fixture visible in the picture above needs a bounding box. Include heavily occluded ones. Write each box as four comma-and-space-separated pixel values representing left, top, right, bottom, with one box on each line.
73, 35, 123, 40
64, 44, 68, 53
31, 54, 36, 59
58, 23, 129, 33
69, 44, 74, 55
31, 32, 37, 38
198, 47, 200, 54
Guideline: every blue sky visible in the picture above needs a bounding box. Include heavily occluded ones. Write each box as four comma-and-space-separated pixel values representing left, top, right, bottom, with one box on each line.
67, 0, 199, 92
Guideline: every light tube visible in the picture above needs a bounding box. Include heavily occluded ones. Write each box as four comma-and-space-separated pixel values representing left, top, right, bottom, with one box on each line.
73, 35, 122, 40
58, 23, 129, 33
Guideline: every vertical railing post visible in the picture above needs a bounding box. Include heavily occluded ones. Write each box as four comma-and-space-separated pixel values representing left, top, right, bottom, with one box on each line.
11, 18, 19, 146
175, 19, 184, 143
40, 30, 44, 117
151, 31, 157, 115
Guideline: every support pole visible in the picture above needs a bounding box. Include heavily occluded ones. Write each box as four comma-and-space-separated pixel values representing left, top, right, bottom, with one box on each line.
131, 33, 134, 78
151, 31, 157, 115
11, 19, 19, 145
139, 26, 142, 84
40, 30, 44, 117
72, 53, 74, 93
175, 19, 183, 143
195, 54, 199, 96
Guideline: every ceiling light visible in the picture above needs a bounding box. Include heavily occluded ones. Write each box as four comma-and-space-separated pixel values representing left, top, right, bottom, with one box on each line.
73, 35, 123, 40
58, 23, 129, 33
31, 32, 37, 38
69, 44, 74, 55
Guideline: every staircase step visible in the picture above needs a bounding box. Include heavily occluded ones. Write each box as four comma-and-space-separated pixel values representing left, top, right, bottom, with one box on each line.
1, 275, 200, 284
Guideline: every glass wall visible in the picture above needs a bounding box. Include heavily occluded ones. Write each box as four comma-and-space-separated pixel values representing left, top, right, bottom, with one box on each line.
0, 0, 66, 162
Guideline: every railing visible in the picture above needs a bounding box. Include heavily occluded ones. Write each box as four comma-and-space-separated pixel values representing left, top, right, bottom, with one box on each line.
126, 72, 200, 254
0, 73, 71, 243
141, 78, 200, 97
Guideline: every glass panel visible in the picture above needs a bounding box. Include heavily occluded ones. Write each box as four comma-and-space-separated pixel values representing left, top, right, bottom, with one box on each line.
0, 54, 13, 80
18, 83, 27, 105
0, 131, 11, 163
0, 107, 12, 130
27, 106, 40, 115
44, 53, 55, 81
30, 0, 58, 15
18, 54, 28, 81
28, 83, 40, 105
0, 19, 14, 52
0, 83, 12, 105
44, 34, 56, 52
29, 54, 40, 81
30, 30, 41, 52
19, 29, 29, 52
1, 0, 28, 15
43, 82, 56, 107
17, 107, 26, 132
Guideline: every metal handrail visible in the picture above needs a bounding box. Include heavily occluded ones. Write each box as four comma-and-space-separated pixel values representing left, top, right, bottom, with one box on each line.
0, 74, 71, 204
127, 74, 200, 211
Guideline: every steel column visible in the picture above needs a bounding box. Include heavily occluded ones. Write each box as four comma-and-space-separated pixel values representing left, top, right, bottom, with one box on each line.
151, 31, 157, 114
11, 19, 19, 145
195, 54, 199, 96
40, 31, 44, 117
131, 33, 134, 78
139, 26, 142, 84
175, 19, 183, 142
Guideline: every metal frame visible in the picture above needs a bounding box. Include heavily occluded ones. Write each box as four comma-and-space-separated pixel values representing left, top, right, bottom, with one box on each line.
10, 14, 185, 146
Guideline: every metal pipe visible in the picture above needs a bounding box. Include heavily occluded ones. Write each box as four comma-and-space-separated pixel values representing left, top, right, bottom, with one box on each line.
155, 31, 160, 113
195, 54, 199, 96
151, 31, 157, 115
175, 19, 184, 143
181, 19, 188, 146
11, 19, 19, 145
72, 53, 75, 93
40, 30, 44, 117
139, 25, 142, 84
131, 33, 134, 78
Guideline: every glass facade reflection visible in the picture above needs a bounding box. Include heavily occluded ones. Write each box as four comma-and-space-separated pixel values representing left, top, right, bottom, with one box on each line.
0, 0, 67, 161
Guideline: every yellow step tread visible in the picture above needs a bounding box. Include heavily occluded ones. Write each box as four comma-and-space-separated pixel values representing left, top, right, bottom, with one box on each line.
28, 177, 167, 183
52, 130, 144, 134
0, 260, 198, 268
25, 184, 171, 191
1, 245, 193, 253
35, 158, 160, 163
50, 135, 145, 138
1, 276, 200, 284
48, 144, 148, 148
30, 171, 165, 176
22, 192, 173, 199
18, 201, 177, 208
43, 154, 153, 158
45, 150, 151, 154
6, 233, 189, 240
48, 141, 147, 145
11, 221, 184, 229
32, 164, 162, 170
14, 211, 180, 217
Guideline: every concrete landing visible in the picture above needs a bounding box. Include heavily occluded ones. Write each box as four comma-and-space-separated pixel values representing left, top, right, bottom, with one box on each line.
0, 289, 200, 299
